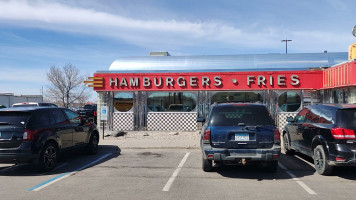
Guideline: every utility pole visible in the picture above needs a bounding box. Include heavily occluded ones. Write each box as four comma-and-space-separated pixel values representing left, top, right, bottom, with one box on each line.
281, 39, 292, 54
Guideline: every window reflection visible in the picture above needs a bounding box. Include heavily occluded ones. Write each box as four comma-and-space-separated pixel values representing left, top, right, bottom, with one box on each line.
278, 92, 301, 112
147, 92, 196, 112
114, 92, 134, 112
211, 92, 263, 103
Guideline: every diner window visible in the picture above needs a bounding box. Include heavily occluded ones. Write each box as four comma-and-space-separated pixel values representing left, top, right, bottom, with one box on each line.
211, 92, 263, 103
147, 92, 196, 112
114, 92, 134, 112
278, 92, 301, 112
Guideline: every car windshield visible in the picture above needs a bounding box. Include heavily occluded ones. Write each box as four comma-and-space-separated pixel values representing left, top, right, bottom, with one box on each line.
337, 109, 356, 129
210, 105, 274, 126
0, 112, 31, 127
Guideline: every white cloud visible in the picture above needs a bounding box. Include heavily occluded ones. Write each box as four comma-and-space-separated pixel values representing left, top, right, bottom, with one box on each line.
0, 1, 213, 36
0, 0, 353, 52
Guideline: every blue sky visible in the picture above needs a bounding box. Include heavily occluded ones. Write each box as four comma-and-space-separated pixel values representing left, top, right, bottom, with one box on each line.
0, 0, 355, 97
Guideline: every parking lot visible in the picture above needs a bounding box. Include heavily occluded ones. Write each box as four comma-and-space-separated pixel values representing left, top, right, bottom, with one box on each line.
1, 143, 356, 200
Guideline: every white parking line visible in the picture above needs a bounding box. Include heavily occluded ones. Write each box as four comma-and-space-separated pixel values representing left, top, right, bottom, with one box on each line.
294, 155, 315, 168
278, 162, 317, 195
28, 153, 112, 191
162, 152, 190, 192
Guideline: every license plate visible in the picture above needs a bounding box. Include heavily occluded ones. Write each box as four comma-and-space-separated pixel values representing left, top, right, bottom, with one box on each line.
235, 133, 249, 141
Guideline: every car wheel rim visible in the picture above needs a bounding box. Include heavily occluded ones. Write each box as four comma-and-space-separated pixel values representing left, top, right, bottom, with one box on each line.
283, 135, 289, 150
44, 146, 56, 169
315, 150, 323, 171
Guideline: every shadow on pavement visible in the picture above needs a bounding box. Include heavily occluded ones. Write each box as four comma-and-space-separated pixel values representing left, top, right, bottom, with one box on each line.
0, 145, 120, 177
215, 153, 316, 180
281, 152, 356, 180
215, 164, 291, 181
333, 167, 356, 180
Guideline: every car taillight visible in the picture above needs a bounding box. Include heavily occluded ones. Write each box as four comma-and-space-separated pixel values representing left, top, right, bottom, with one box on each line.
94, 110, 97, 117
331, 127, 356, 139
203, 129, 211, 144
23, 129, 38, 141
274, 129, 280, 144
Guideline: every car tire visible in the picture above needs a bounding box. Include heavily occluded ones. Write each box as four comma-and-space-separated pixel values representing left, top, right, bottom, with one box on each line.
313, 145, 333, 175
264, 160, 278, 172
202, 155, 213, 172
38, 142, 57, 172
86, 133, 99, 155
283, 134, 294, 155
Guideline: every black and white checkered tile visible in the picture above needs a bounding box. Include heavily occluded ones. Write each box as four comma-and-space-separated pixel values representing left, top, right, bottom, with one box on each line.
225, 113, 244, 118
147, 112, 198, 131
277, 112, 298, 133
113, 112, 134, 131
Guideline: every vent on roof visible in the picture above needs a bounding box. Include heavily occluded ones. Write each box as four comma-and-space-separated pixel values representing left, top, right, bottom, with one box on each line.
149, 52, 170, 56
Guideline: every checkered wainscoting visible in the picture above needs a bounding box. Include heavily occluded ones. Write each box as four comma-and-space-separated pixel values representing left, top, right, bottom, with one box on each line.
113, 112, 134, 131
277, 112, 298, 133
147, 112, 198, 131
225, 113, 244, 118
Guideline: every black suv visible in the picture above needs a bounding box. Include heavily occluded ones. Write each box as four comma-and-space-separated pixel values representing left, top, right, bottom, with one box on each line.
0, 107, 99, 171
283, 104, 356, 175
198, 103, 281, 172
77, 104, 97, 124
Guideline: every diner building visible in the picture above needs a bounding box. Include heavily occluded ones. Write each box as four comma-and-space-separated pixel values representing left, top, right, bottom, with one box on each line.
86, 49, 356, 132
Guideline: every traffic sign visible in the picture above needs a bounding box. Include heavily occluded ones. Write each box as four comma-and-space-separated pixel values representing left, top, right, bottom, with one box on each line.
100, 106, 108, 121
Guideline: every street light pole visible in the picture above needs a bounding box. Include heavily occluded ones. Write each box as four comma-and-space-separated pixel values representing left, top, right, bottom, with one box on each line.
281, 39, 292, 54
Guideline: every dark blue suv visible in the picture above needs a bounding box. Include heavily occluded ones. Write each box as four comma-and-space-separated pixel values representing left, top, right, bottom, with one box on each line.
198, 103, 281, 172
283, 104, 356, 175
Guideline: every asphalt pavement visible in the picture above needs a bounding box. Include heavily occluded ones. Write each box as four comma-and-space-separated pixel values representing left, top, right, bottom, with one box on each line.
99, 130, 201, 149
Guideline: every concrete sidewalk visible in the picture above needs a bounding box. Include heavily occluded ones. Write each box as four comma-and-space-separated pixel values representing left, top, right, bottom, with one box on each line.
98, 130, 201, 149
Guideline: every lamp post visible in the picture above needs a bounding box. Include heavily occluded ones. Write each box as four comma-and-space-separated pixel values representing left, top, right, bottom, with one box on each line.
281, 39, 292, 54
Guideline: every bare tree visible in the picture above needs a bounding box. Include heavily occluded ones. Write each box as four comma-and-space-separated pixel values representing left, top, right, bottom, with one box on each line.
46, 64, 91, 108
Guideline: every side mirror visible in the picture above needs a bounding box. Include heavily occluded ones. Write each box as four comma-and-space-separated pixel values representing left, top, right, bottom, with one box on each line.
287, 116, 294, 122
197, 117, 205, 122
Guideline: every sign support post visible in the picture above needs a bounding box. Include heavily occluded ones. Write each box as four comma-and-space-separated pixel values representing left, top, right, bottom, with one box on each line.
100, 106, 108, 140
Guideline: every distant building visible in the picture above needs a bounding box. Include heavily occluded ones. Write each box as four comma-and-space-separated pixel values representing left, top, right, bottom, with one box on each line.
0, 93, 43, 108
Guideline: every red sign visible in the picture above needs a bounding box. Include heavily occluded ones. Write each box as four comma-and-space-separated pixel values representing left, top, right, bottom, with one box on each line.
323, 61, 356, 89
91, 70, 323, 91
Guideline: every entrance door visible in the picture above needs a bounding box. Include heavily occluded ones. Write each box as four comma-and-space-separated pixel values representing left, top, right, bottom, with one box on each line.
135, 91, 147, 131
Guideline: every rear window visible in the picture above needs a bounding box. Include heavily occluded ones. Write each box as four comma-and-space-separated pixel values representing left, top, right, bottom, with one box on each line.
39, 103, 58, 107
0, 112, 31, 127
210, 105, 274, 126
84, 105, 95, 109
337, 109, 356, 129
12, 104, 38, 107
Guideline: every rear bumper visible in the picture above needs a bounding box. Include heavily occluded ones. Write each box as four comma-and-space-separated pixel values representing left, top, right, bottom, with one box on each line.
0, 142, 38, 164
327, 143, 356, 166
202, 145, 281, 162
